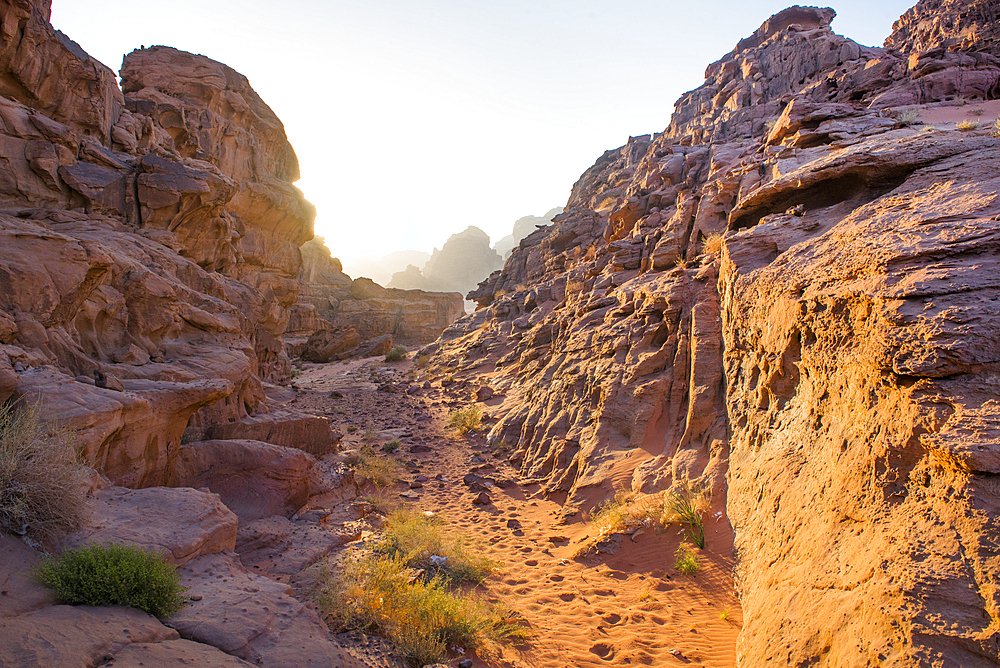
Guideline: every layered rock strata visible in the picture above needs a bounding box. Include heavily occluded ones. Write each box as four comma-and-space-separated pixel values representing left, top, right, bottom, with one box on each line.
0, 0, 322, 485
428, 3, 1000, 664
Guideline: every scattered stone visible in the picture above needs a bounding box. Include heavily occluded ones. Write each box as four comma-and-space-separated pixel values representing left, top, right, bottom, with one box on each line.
472, 492, 492, 506
506, 519, 522, 529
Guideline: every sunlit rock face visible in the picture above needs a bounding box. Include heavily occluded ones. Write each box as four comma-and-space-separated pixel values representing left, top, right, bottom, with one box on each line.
0, 0, 315, 485
427, 3, 1000, 664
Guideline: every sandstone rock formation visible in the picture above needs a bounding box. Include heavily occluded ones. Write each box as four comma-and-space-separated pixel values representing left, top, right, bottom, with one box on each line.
425, 3, 1000, 665
493, 207, 563, 258
288, 237, 464, 358
388, 225, 503, 295
0, 0, 334, 488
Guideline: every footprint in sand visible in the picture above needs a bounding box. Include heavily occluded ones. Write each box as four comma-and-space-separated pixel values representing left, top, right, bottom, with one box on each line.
589, 642, 615, 660
601, 613, 622, 625
650, 614, 666, 625
548, 574, 564, 582
525, 559, 539, 566
558, 592, 576, 602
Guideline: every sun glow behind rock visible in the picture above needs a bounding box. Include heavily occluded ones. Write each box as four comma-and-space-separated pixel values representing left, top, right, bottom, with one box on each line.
50, 0, 910, 267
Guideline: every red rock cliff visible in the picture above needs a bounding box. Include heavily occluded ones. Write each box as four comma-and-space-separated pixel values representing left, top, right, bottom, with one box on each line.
428, 3, 1000, 665
0, 0, 316, 486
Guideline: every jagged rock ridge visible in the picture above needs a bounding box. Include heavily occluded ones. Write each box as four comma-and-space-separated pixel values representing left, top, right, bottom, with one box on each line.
427, 2, 1000, 665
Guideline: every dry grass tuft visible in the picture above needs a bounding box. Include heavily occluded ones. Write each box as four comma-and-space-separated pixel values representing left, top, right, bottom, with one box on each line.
589, 481, 709, 548
374, 506, 495, 584
347, 445, 402, 487
0, 402, 90, 541
957, 119, 980, 132
446, 404, 483, 435
702, 233, 724, 255
314, 508, 527, 666
385, 346, 407, 362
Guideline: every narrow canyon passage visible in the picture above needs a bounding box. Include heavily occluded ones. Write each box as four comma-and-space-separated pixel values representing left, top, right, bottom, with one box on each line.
288, 358, 742, 667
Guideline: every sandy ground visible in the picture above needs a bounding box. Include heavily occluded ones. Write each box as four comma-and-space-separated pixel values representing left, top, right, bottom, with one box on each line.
286, 358, 742, 667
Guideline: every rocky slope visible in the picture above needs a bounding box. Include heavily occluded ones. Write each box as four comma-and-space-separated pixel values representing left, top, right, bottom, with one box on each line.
493, 207, 564, 258
427, 3, 1000, 665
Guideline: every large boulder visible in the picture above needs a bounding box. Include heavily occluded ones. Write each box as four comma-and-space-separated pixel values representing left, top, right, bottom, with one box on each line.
56, 486, 237, 565
168, 439, 315, 520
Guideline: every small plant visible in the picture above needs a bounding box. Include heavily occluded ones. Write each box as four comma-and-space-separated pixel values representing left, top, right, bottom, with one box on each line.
971, 108, 985, 116
416, 354, 430, 369
290, 368, 301, 379
346, 425, 358, 433
957, 119, 980, 132
674, 543, 700, 576
992, 118, 1000, 138
896, 108, 920, 126
666, 484, 706, 549
363, 427, 378, 443
720, 608, 731, 621
315, 553, 522, 667
382, 439, 401, 453
0, 402, 89, 541
348, 445, 401, 487
385, 346, 407, 362
374, 507, 495, 584
702, 233, 724, 255
35, 542, 186, 618
446, 405, 483, 435
674, 256, 691, 270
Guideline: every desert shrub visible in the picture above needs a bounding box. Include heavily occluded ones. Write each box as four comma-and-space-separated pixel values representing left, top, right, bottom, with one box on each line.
416, 354, 430, 369
992, 118, 1000, 138
674, 543, 700, 576
665, 484, 706, 549
381, 439, 400, 453
373, 507, 495, 584
385, 346, 407, 362
0, 401, 89, 541
957, 119, 980, 132
591, 489, 645, 533
446, 405, 483, 435
35, 542, 185, 617
316, 553, 524, 667
290, 368, 301, 379
702, 233, 724, 255
315, 515, 523, 667
346, 425, 358, 433
896, 108, 920, 126
349, 445, 401, 487
674, 256, 691, 269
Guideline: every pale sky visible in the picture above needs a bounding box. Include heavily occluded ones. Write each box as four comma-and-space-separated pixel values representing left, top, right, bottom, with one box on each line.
51, 1, 913, 265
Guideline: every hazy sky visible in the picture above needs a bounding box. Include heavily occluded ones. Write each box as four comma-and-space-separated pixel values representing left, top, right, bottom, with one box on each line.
51, 0, 913, 266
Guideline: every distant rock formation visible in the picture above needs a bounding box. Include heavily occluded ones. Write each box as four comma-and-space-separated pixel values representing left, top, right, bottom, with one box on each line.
341, 250, 431, 287
493, 207, 563, 258
426, 3, 1000, 665
288, 238, 464, 361
387, 225, 503, 296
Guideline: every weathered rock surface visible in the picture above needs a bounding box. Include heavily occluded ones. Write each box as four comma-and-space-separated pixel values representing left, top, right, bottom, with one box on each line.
0, 605, 178, 668
0, 534, 57, 617
887, 0, 1000, 56
198, 409, 336, 456
167, 440, 315, 520
103, 639, 256, 668
0, 0, 317, 489
57, 485, 237, 564
427, 3, 1000, 665
493, 207, 564, 258
171, 552, 363, 668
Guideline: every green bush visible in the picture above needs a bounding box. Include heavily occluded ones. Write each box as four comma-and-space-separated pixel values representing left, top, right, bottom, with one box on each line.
0, 401, 89, 541
35, 542, 186, 618
666, 486, 705, 549
381, 439, 401, 453
674, 543, 700, 576
385, 345, 407, 362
